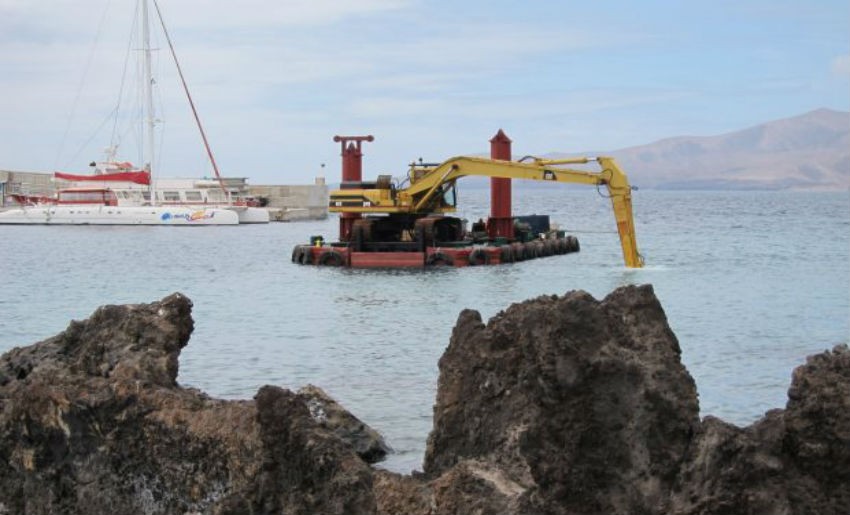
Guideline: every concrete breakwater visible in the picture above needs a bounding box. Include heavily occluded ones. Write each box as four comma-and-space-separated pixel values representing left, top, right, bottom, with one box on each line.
248, 180, 328, 221
0, 286, 846, 514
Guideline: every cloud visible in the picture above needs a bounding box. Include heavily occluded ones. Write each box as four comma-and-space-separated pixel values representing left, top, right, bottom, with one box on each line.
348, 96, 444, 118
372, 23, 607, 70
0, 0, 412, 31
342, 87, 694, 123
155, 0, 412, 29
1, 0, 847, 183
832, 54, 850, 77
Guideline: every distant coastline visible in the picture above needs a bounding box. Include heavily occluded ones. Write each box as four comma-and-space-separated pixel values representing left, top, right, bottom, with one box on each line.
544, 109, 850, 192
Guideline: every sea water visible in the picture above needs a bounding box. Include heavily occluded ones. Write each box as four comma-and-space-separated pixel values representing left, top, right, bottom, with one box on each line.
1, 189, 848, 473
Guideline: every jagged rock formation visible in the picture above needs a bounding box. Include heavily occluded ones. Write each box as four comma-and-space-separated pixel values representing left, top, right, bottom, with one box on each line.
0, 287, 847, 514
421, 286, 700, 514
296, 384, 391, 463
668, 343, 850, 514
0, 294, 378, 515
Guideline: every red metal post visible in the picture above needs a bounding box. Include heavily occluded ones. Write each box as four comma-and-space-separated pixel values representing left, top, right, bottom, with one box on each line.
488, 129, 514, 239
333, 135, 374, 241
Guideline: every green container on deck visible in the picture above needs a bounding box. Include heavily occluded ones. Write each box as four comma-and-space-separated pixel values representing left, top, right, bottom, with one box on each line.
493, 237, 508, 246
309, 235, 324, 246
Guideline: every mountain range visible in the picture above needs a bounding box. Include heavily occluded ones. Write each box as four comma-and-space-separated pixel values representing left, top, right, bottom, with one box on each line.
544, 108, 849, 190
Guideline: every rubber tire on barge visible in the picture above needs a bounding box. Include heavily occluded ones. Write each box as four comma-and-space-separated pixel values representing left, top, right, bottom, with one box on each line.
318, 250, 345, 266
299, 247, 313, 265
292, 246, 310, 264
426, 252, 454, 267
499, 246, 514, 264
468, 248, 490, 266
290, 234, 581, 268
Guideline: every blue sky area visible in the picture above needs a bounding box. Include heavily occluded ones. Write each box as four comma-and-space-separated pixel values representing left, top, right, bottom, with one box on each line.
1, 0, 848, 183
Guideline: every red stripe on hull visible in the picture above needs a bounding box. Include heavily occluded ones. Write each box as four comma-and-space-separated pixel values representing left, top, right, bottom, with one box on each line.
350, 252, 425, 268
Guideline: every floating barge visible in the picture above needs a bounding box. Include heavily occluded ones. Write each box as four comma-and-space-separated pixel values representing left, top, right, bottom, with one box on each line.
292, 216, 580, 268
292, 131, 642, 269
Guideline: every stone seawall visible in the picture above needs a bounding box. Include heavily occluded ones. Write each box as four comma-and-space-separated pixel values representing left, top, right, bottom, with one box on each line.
0, 286, 846, 514
249, 181, 328, 221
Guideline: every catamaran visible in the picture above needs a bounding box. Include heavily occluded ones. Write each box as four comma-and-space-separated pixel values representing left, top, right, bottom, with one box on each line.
0, 0, 264, 225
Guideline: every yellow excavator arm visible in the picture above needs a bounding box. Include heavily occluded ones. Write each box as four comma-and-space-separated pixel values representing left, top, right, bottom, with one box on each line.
329, 155, 644, 268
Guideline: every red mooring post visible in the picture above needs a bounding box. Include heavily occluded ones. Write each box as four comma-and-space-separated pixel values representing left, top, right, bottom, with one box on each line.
488, 129, 514, 239
333, 135, 374, 241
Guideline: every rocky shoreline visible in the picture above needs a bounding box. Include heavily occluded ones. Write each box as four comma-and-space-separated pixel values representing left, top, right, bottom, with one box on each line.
0, 286, 846, 514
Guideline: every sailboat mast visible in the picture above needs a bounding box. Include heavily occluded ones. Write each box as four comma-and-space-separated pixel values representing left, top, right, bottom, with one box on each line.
152, 0, 231, 203
141, 0, 157, 205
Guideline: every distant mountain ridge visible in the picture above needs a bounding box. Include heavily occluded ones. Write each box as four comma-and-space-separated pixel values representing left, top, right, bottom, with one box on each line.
545, 108, 849, 190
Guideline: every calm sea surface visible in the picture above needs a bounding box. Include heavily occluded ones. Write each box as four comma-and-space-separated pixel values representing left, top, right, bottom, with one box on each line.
1, 189, 848, 472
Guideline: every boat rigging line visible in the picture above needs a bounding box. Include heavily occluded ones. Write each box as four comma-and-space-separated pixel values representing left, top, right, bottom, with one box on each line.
109, 1, 141, 161
151, 0, 231, 202
54, 0, 115, 171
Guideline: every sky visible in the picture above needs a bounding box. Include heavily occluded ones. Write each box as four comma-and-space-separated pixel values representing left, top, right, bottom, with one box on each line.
1, 0, 848, 184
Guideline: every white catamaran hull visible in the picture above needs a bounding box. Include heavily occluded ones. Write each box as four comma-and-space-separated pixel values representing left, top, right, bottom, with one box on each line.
0, 205, 239, 225
226, 206, 270, 224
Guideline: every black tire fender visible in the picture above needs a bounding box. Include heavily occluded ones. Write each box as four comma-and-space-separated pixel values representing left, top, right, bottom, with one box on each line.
299, 248, 314, 265
318, 250, 345, 266
426, 251, 454, 267
557, 238, 568, 254
534, 242, 545, 257
468, 248, 490, 266
499, 245, 514, 264
511, 242, 525, 261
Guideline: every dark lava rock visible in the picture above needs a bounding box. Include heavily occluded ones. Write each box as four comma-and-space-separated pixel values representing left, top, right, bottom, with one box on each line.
247, 385, 375, 515
416, 284, 848, 515
784, 344, 850, 491
668, 344, 850, 515
0, 293, 378, 515
297, 384, 391, 463
424, 284, 701, 514
1, 287, 847, 515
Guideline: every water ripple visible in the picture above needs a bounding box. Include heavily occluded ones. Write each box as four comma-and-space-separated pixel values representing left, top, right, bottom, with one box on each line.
1, 190, 847, 472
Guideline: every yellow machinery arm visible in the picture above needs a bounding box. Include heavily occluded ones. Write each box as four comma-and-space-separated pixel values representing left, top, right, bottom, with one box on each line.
329, 155, 644, 268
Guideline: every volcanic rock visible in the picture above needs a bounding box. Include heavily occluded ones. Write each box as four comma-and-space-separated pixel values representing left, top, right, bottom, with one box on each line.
0, 293, 377, 515
668, 344, 850, 514
423, 285, 701, 514
297, 384, 391, 463
414, 285, 848, 515
0, 287, 847, 515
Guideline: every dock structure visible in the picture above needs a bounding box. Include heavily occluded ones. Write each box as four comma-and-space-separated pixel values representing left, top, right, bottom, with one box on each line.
0, 170, 54, 205
248, 178, 329, 221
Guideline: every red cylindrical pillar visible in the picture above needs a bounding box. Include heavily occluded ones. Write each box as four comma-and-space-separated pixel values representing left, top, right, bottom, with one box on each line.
341, 142, 360, 182
333, 135, 373, 241
338, 143, 361, 242
488, 129, 514, 239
